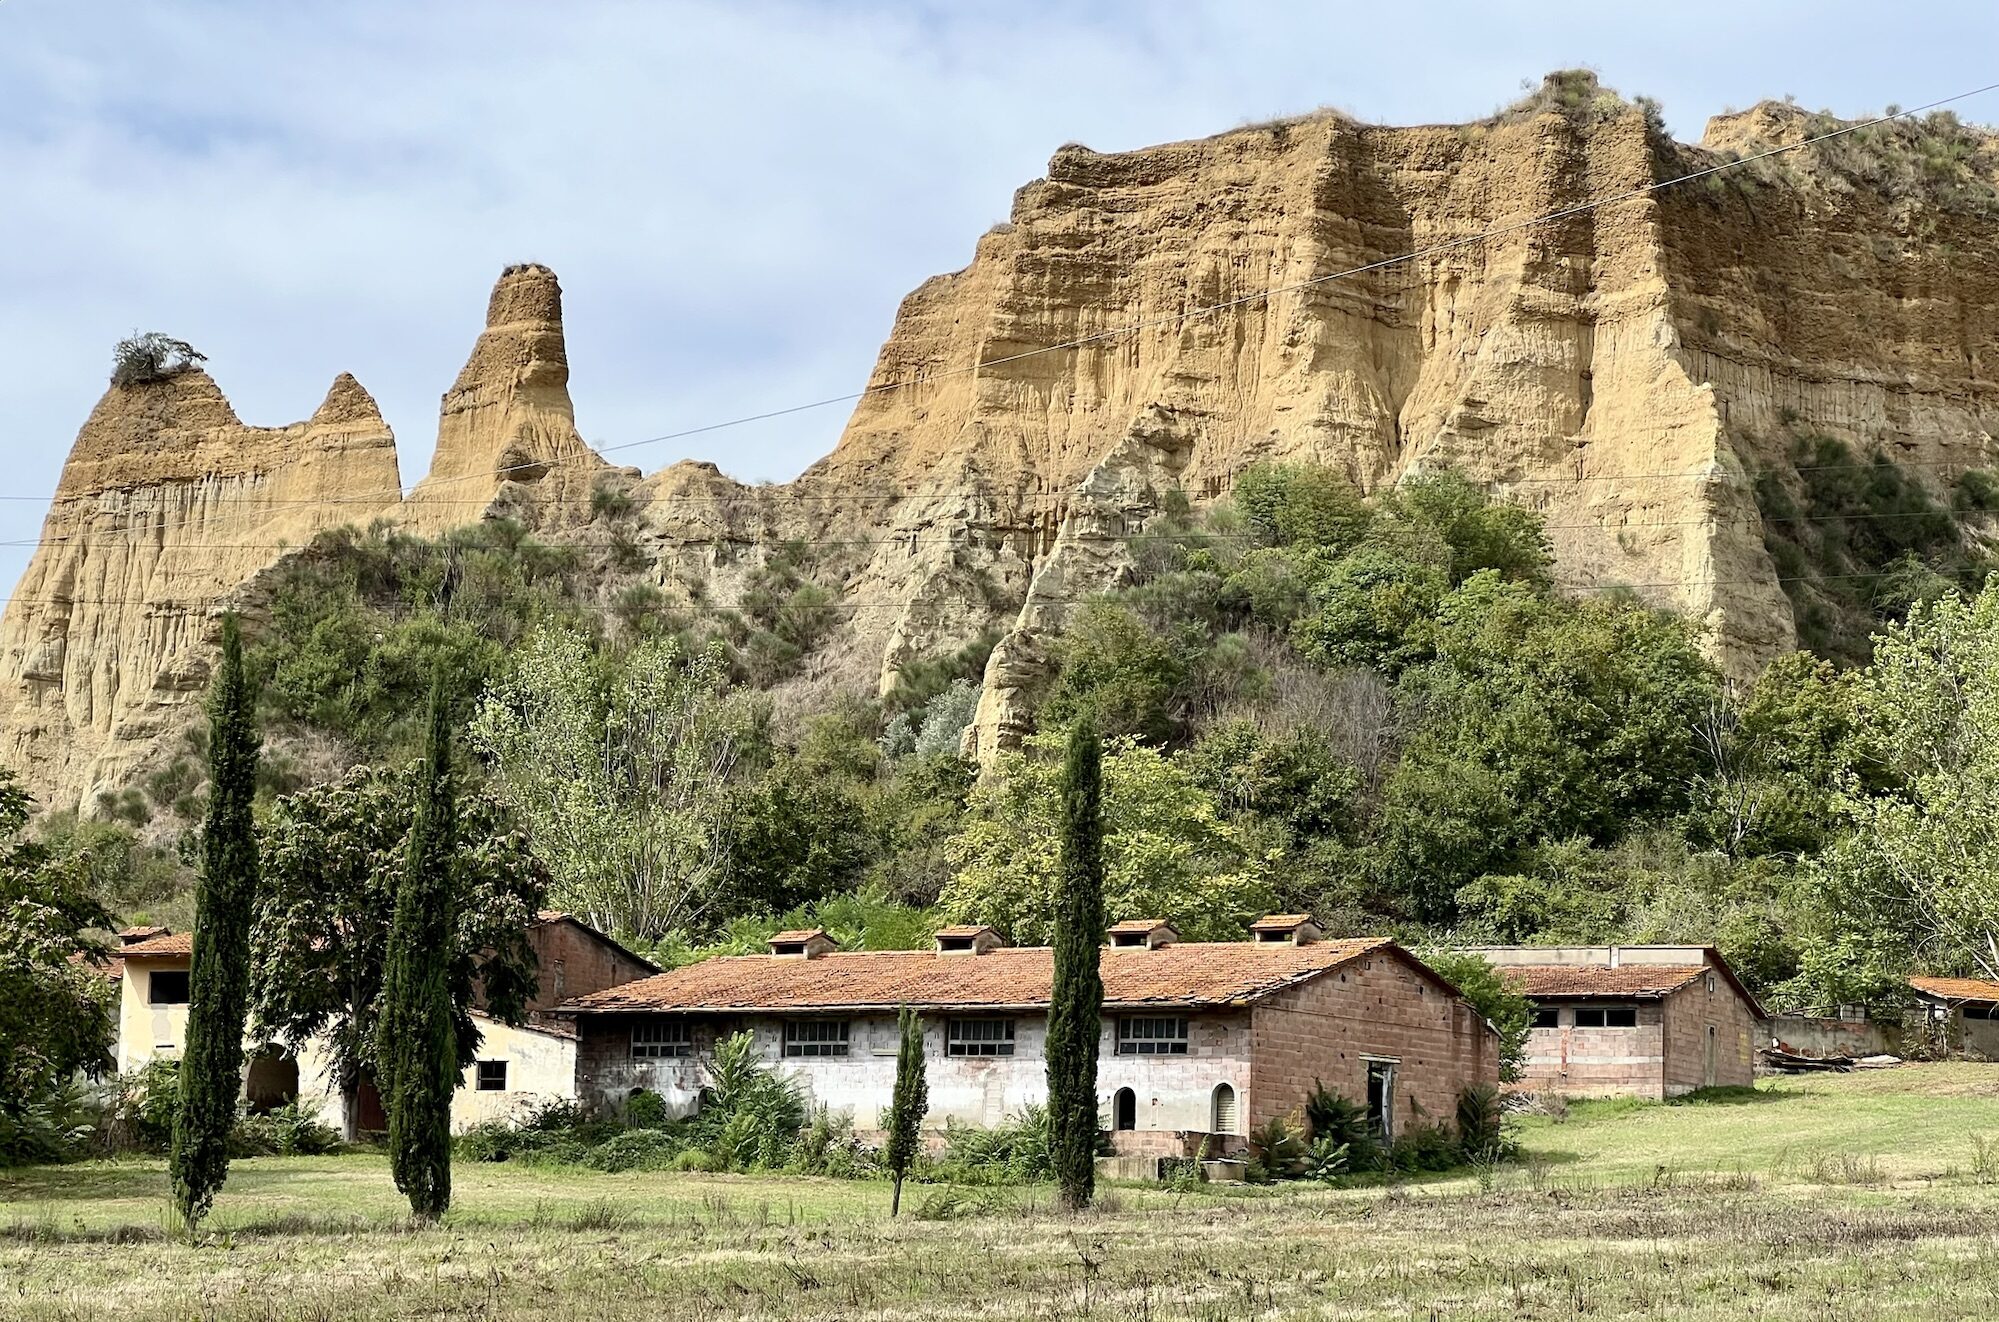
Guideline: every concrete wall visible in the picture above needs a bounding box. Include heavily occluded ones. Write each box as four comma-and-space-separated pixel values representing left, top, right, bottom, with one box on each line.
1767, 1014, 1902, 1059
1661, 973, 1759, 1094
454, 1017, 578, 1130
574, 1010, 1255, 1142
1248, 950, 1498, 1135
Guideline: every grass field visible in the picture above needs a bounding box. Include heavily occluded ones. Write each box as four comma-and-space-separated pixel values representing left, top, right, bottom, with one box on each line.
5, 1065, 1999, 1320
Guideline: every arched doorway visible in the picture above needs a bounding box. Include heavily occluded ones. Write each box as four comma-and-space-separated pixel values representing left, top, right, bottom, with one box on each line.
244, 1048, 300, 1114
1211, 1083, 1237, 1135
1112, 1087, 1137, 1131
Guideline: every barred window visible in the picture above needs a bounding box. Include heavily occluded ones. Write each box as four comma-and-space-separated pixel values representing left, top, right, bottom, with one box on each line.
1573, 1005, 1638, 1028
475, 1060, 508, 1091
947, 1018, 1015, 1057
630, 1021, 693, 1060
1116, 1016, 1189, 1055
783, 1020, 850, 1058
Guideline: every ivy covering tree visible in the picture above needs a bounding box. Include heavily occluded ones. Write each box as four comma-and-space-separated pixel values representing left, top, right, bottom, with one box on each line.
379, 676, 463, 1221
1046, 718, 1106, 1212
884, 1004, 928, 1216
170, 614, 260, 1229
249, 763, 543, 1139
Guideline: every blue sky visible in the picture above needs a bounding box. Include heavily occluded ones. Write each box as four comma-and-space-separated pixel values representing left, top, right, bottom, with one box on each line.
3, 0, 1996, 595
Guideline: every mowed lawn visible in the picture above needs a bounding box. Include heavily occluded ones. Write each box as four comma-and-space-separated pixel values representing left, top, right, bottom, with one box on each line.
4, 1065, 1999, 1321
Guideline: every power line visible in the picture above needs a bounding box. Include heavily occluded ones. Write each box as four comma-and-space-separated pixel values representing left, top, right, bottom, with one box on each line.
2, 77, 1995, 548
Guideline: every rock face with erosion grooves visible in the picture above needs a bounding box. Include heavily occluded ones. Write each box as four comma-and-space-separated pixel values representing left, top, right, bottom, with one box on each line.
0, 370, 402, 811
401, 262, 622, 533
10, 80, 1999, 798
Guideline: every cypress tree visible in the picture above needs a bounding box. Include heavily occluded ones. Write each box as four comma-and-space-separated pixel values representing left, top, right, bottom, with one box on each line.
170, 612, 261, 1230
380, 672, 459, 1221
884, 1003, 929, 1217
1046, 717, 1105, 1211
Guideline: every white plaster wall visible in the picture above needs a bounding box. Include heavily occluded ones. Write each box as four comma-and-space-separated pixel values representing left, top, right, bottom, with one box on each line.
454, 1016, 579, 1131
117, 959, 190, 1073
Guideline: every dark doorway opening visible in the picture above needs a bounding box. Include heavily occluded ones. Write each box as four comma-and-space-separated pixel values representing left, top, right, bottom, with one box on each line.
1113, 1087, 1136, 1131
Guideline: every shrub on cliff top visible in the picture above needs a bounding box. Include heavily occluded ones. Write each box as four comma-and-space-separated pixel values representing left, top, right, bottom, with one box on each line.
111, 332, 206, 387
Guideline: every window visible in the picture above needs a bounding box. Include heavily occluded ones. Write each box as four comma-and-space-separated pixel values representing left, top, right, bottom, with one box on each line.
1116, 1017, 1189, 1055
631, 1021, 693, 1059
1573, 1005, 1638, 1028
783, 1020, 850, 1058
148, 970, 190, 1005
1529, 1006, 1559, 1029
1211, 1083, 1238, 1134
475, 1060, 508, 1091
946, 1018, 1015, 1057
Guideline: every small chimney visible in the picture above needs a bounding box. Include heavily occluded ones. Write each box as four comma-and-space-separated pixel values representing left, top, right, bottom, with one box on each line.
1107, 919, 1180, 950
769, 928, 838, 959
933, 924, 1005, 955
1249, 914, 1322, 946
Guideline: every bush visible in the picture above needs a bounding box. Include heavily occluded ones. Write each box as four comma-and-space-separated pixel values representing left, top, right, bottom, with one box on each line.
792, 1106, 879, 1179
1304, 1080, 1381, 1173
0, 1082, 95, 1167
231, 1100, 339, 1157
582, 1128, 682, 1173
1455, 1083, 1512, 1163
110, 332, 206, 387
698, 1031, 805, 1171
1388, 1114, 1460, 1173
1247, 1114, 1308, 1179
936, 1105, 1055, 1184
624, 1089, 668, 1129
110, 1060, 182, 1152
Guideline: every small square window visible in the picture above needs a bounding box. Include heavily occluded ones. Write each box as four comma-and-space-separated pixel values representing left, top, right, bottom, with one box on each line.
783, 1020, 850, 1058
1116, 1017, 1189, 1056
1529, 1007, 1558, 1029
631, 1021, 693, 1060
947, 1018, 1015, 1057
148, 970, 190, 1005
475, 1060, 508, 1091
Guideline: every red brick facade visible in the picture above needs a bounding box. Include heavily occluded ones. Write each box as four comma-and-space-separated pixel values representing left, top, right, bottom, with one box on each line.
1248, 951, 1498, 1136
524, 917, 657, 1015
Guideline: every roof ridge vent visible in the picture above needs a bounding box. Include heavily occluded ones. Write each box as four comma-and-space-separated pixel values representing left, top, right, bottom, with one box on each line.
1249, 913, 1322, 946
769, 928, 838, 959
934, 924, 1005, 955
1107, 918, 1180, 950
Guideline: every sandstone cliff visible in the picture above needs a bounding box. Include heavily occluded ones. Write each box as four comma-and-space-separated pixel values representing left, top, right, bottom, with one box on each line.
0, 369, 402, 808
8, 79, 1999, 805
402, 262, 623, 534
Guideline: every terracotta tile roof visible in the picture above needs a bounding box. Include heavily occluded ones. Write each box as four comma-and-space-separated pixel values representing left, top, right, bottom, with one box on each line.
1910, 975, 1999, 1004
1249, 914, 1316, 931
560, 937, 1399, 1014
119, 932, 193, 958
1503, 965, 1707, 999
1108, 919, 1172, 934
69, 950, 124, 984
769, 928, 830, 944
933, 925, 998, 939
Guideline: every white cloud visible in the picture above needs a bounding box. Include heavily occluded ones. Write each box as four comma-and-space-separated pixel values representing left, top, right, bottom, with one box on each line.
3, 0, 1994, 593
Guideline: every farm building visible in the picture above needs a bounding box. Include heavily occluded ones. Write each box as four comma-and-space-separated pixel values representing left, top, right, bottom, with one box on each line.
1467, 946, 1765, 1098
555, 917, 1501, 1156
1908, 976, 1999, 1058
114, 910, 654, 1134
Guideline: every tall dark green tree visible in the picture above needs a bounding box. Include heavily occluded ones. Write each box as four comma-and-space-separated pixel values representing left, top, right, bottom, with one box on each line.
169, 613, 260, 1229
379, 673, 460, 1221
1046, 718, 1106, 1211
884, 1003, 928, 1216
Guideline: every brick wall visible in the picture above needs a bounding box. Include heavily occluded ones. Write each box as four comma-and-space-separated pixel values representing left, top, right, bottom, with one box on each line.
1517, 1005, 1669, 1099
1660, 973, 1759, 1094
525, 921, 656, 1014
1247, 951, 1497, 1137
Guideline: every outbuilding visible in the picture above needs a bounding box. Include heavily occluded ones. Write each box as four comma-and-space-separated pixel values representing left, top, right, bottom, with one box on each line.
557, 918, 1501, 1157
1468, 945, 1765, 1099
1908, 976, 1999, 1058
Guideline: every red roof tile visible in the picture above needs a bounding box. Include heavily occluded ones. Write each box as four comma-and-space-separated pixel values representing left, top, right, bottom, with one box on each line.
1502, 965, 1707, 998
68, 950, 124, 984
119, 932, 193, 959
1249, 914, 1316, 931
561, 937, 1400, 1013
1108, 919, 1173, 933
1910, 975, 1999, 1004
933, 925, 998, 939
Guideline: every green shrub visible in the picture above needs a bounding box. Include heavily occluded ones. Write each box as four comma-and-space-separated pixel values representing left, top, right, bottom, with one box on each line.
669, 1147, 721, 1172
1455, 1083, 1510, 1163
1247, 1114, 1308, 1179
582, 1128, 682, 1173
1389, 1114, 1460, 1173
111, 1060, 182, 1152
1304, 1081, 1381, 1172
0, 1082, 94, 1167
936, 1105, 1055, 1184
232, 1101, 339, 1157
624, 1090, 668, 1129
